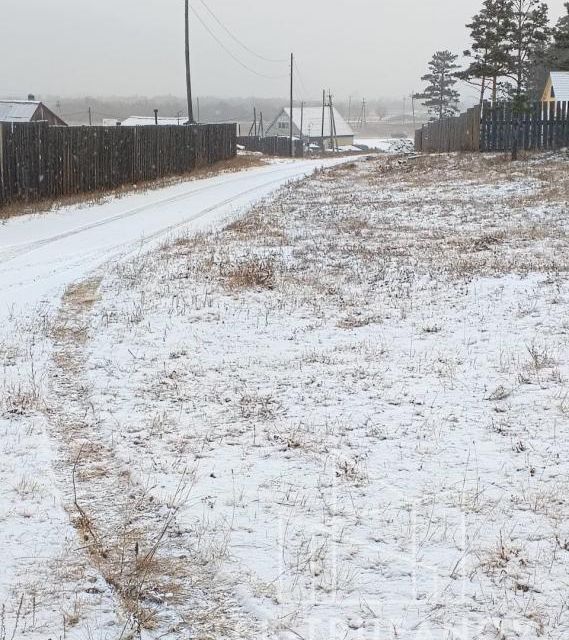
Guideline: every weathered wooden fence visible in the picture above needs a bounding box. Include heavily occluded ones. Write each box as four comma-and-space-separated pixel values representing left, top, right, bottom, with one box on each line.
414, 106, 481, 153
0, 123, 236, 207
480, 101, 569, 151
415, 101, 569, 153
237, 136, 304, 158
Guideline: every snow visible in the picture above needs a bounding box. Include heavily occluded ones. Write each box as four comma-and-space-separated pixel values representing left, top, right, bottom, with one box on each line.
354, 137, 414, 153
267, 107, 354, 138
0, 158, 352, 319
0, 156, 357, 638
0, 100, 40, 123
119, 116, 188, 126
1, 151, 569, 638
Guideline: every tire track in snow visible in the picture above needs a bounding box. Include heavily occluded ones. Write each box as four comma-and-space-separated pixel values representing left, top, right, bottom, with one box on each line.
0, 162, 332, 266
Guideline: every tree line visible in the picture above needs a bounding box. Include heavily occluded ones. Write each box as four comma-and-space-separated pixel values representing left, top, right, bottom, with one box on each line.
418, 0, 569, 121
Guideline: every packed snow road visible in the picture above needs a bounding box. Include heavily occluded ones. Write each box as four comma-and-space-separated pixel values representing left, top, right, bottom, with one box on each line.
0, 157, 352, 318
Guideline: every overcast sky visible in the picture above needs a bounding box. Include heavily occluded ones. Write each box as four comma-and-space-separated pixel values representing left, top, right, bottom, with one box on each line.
1, 0, 567, 102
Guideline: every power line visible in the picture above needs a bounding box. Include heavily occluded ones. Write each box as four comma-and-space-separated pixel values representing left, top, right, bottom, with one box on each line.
293, 60, 309, 100
189, 4, 288, 80
196, 0, 287, 64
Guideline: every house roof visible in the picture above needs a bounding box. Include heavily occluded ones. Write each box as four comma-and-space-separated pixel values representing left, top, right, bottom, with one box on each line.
120, 116, 187, 126
0, 100, 41, 123
0, 100, 67, 125
550, 72, 569, 101
268, 107, 354, 138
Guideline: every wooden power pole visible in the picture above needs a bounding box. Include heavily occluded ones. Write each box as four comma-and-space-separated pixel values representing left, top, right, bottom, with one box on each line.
328, 92, 338, 152
185, 0, 194, 124
289, 53, 294, 157
321, 89, 326, 150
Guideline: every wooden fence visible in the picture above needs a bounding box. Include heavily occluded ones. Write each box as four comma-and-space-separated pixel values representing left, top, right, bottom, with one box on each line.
414, 106, 481, 153
480, 101, 569, 151
415, 101, 569, 153
0, 122, 236, 208
237, 136, 304, 158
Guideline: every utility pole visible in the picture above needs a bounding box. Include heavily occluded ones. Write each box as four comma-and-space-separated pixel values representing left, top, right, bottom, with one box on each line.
329, 92, 338, 152
248, 107, 258, 137
289, 53, 294, 157
348, 96, 352, 124
300, 101, 304, 145
411, 92, 416, 131
197, 97, 200, 123
321, 89, 326, 150
185, 0, 194, 123
361, 99, 367, 127
88, 106, 92, 126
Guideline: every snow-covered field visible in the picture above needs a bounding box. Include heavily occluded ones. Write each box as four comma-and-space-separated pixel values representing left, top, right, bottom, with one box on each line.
2, 152, 569, 639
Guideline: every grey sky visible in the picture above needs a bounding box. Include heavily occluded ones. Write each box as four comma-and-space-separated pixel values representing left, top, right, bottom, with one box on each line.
2, 0, 567, 101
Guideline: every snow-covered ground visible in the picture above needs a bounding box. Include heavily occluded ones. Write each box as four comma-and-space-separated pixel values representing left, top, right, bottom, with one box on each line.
2, 152, 569, 639
0, 157, 356, 639
354, 137, 414, 153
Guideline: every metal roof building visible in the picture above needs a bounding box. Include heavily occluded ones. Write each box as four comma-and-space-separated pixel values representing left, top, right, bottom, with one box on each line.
0, 100, 67, 126
542, 71, 569, 103
118, 116, 187, 126
266, 107, 354, 148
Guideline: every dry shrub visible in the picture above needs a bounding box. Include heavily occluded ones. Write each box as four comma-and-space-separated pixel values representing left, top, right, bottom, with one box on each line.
223, 256, 276, 290
64, 279, 102, 311
3, 383, 43, 416
240, 392, 280, 419
336, 217, 372, 236
471, 233, 505, 251
225, 210, 287, 244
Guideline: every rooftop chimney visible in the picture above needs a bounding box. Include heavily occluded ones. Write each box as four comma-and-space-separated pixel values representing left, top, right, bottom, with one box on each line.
28, 94, 35, 101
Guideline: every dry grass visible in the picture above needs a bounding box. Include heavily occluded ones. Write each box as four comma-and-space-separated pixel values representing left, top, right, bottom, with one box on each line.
159, 151, 569, 299
360, 150, 568, 202
225, 209, 287, 243
36, 150, 569, 639
46, 277, 197, 634
222, 256, 276, 290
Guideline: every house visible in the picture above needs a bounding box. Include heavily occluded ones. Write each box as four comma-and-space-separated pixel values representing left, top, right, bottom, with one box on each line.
118, 116, 187, 126
541, 71, 569, 104
265, 107, 354, 149
0, 99, 67, 126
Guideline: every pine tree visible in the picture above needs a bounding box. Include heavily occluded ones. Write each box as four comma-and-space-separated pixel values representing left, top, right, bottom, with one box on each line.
550, 2, 569, 69
460, 0, 513, 105
506, 0, 551, 98
417, 51, 461, 121
527, 3, 569, 98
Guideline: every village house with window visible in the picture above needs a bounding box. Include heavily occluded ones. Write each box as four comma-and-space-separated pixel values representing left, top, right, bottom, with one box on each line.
0, 97, 67, 126
541, 71, 569, 105
266, 106, 354, 149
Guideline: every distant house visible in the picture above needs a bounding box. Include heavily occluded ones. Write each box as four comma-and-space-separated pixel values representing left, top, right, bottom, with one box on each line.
541, 71, 569, 104
118, 116, 187, 127
266, 107, 354, 148
0, 99, 67, 126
